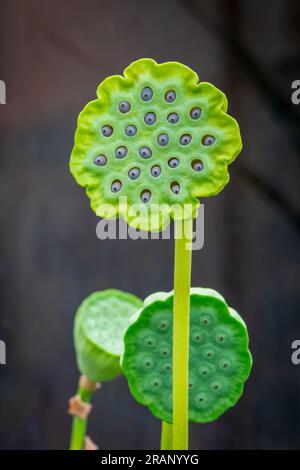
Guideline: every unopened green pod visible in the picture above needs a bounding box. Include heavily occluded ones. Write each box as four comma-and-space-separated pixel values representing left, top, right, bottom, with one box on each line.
121, 288, 252, 423
74, 289, 143, 382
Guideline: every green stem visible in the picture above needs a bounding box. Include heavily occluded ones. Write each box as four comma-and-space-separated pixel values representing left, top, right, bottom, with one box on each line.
172, 217, 193, 450
69, 380, 95, 450
161, 421, 173, 450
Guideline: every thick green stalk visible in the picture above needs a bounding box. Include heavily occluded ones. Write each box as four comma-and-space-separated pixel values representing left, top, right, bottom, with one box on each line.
172, 217, 193, 450
161, 421, 173, 450
69, 381, 94, 450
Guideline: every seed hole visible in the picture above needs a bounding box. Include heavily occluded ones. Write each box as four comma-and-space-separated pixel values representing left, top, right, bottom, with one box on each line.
157, 133, 169, 146
119, 101, 131, 113
167, 113, 179, 124
141, 86, 153, 101
190, 107, 201, 119
171, 182, 180, 195
111, 180, 122, 193
101, 125, 113, 137
93, 155, 107, 166
115, 146, 127, 159
128, 167, 141, 180
168, 157, 179, 168
143, 357, 153, 369
165, 90, 176, 102
125, 125, 137, 136
151, 377, 162, 388
202, 135, 216, 146
144, 112, 156, 125
192, 159, 204, 172
140, 190, 151, 203
151, 165, 161, 177
180, 134, 192, 145
139, 146, 152, 159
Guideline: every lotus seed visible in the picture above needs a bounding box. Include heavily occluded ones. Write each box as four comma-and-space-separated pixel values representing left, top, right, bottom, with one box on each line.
128, 167, 141, 180
115, 146, 127, 159
93, 155, 107, 166
143, 357, 154, 369
168, 158, 180, 168
167, 113, 179, 124
125, 125, 137, 136
201, 315, 211, 326
192, 331, 202, 342
157, 133, 169, 146
140, 190, 151, 203
151, 165, 161, 177
180, 134, 192, 145
171, 182, 180, 194
111, 180, 122, 193
139, 146, 152, 159
144, 336, 157, 347
202, 135, 216, 146
190, 107, 201, 119
101, 125, 113, 137
195, 392, 206, 404
141, 86, 153, 101
151, 377, 162, 388
165, 90, 176, 102
119, 101, 131, 113
192, 159, 204, 172
158, 319, 169, 330
144, 112, 156, 125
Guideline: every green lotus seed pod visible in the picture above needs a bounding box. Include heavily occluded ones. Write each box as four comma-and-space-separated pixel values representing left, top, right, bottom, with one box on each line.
74, 289, 142, 382
121, 288, 252, 423
70, 58, 242, 232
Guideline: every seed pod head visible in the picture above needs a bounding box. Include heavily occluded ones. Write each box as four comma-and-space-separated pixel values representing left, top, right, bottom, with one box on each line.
121, 288, 252, 423
74, 289, 142, 382
70, 58, 242, 231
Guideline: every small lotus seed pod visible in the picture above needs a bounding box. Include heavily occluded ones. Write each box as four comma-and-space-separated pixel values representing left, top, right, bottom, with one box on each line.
94, 155, 107, 166
121, 287, 252, 423
70, 58, 242, 232
74, 289, 142, 382
119, 101, 131, 113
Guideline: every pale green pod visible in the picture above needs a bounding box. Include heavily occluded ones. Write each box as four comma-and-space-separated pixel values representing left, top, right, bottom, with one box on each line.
74, 289, 142, 382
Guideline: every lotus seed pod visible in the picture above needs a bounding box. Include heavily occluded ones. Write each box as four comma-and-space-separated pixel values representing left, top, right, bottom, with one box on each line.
74, 289, 142, 383
70, 58, 242, 231
121, 288, 252, 423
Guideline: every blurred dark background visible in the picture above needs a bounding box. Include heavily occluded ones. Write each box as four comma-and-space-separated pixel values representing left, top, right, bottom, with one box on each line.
0, 0, 299, 450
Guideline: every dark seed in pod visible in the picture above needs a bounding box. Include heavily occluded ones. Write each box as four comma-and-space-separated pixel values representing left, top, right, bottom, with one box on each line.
140, 190, 151, 203
128, 167, 141, 180
93, 155, 107, 166
101, 125, 113, 137
165, 90, 176, 102
168, 157, 179, 168
167, 112, 179, 124
125, 125, 137, 136
190, 107, 201, 119
151, 165, 161, 177
157, 133, 169, 146
192, 159, 204, 172
139, 146, 152, 159
144, 112, 156, 125
141, 86, 153, 101
180, 134, 192, 145
171, 182, 180, 194
115, 146, 127, 159
119, 101, 131, 113
202, 135, 216, 146
111, 180, 122, 193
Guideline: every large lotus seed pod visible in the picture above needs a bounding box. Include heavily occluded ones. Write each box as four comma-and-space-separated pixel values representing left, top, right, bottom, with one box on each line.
70, 58, 242, 232
74, 289, 142, 382
121, 288, 252, 423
